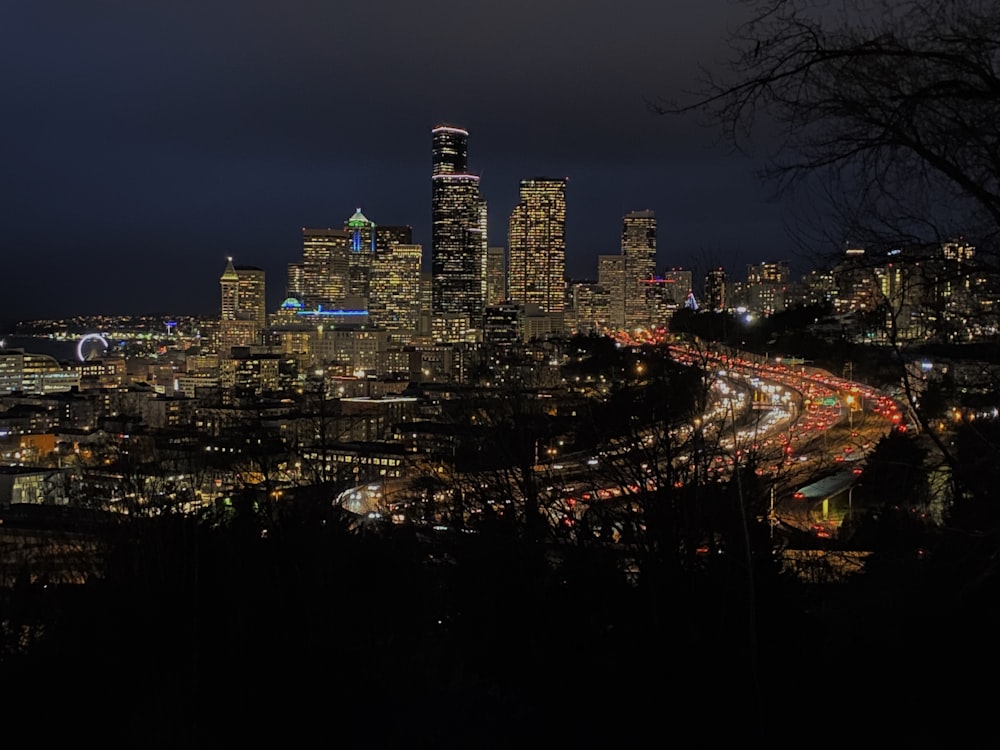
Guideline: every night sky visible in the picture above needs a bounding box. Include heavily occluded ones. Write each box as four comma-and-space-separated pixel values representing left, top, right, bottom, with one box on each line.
2, 1, 814, 324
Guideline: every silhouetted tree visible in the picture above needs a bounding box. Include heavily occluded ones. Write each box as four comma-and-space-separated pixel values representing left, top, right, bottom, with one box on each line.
662, 0, 1000, 548
658, 0, 1000, 255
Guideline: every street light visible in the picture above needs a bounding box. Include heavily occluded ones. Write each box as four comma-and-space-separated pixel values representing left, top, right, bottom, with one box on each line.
845, 394, 855, 429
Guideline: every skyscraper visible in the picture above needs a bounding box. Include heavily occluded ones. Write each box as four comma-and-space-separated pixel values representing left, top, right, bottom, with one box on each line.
371, 243, 423, 345
746, 260, 790, 316
375, 224, 414, 253
705, 267, 727, 312
507, 177, 567, 315
301, 227, 350, 309
598, 254, 626, 329
431, 125, 488, 327
219, 257, 266, 351
486, 245, 507, 306
346, 208, 376, 303
622, 210, 657, 328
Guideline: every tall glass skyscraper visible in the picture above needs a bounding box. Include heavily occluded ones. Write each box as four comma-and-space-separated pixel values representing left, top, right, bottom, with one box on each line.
431, 125, 488, 322
507, 177, 567, 314
622, 209, 657, 328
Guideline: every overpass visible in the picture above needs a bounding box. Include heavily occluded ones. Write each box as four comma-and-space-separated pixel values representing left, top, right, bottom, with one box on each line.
792, 468, 860, 537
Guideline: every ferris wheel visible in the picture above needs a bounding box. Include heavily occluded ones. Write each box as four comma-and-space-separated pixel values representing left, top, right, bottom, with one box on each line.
77, 333, 110, 362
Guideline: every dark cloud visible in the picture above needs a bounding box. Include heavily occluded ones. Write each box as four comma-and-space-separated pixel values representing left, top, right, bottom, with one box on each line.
1, 0, 809, 323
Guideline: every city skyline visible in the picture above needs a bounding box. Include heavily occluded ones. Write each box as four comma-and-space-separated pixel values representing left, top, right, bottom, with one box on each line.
3, 2, 815, 326
0, 4, 994, 743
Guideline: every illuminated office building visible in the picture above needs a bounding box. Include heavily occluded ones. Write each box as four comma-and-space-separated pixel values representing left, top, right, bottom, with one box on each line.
431, 125, 488, 325
219, 257, 266, 350
622, 210, 657, 328
346, 210, 414, 306
0, 350, 80, 395
746, 261, 790, 316
293, 216, 412, 314
704, 268, 727, 311
301, 227, 351, 309
486, 245, 507, 305
507, 178, 567, 315
371, 243, 423, 345
599, 254, 626, 329
566, 281, 610, 334
346, 209, 377, 303
286, 262, 304, 301
644, 269, 693, 306
375, 224, 414, 253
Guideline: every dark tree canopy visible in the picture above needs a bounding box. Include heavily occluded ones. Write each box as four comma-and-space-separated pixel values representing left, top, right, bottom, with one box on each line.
659, 0, 1000, 261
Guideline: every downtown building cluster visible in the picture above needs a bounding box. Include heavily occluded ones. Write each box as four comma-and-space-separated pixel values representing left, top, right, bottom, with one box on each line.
4, 124, 998, 402
6, 125, 999, 405
212, 124, 710, 382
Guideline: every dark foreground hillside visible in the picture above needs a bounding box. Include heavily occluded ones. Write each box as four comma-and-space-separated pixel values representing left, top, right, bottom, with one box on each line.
1, 503, 997, 749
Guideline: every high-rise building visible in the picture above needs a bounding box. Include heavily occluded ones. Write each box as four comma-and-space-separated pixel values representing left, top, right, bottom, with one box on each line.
371, 243, 423, 345
598, 254, 626, 329
286, 262, 304, 302
622, 210, 657, 329
346, 209, 377, 303
704, 268, 727, 311
566, 281, 610, 335
747, 260, 790, 285
507, 178, 567, 315
219, 257, 266, 350
486, 246, 507, 306
746, 261, 790, 316
301, 227, 351, 309
644, 269, 693, 305
639, 269, 694, 325
375, 224, 414, 253
295, 215, 412, 314
431, 125, 488, 328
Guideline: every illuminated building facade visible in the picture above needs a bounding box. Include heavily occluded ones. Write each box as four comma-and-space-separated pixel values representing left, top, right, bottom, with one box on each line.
301, 227, 351, 309
346, 209, 376, 303
943, 239, 975, 264
486, 246, 507, 305
657, 269, 693, 306
566, 281, 610, 334
371, 243, 423, 345
746, 260, 789, 316
704, 268, 727, 312
375, 224, 414, 253
622, 210, 657, 329
293, 216, 412, 317
0, 350, 80, 395
219, 258, 267, 350
507, 178, 567, 315
431, 125, 488, 329
598, 254, 626, 329
220, 349, 281, 394
639, 269, 693, 324
312, 325, 387, 377
286, 262, 304, 301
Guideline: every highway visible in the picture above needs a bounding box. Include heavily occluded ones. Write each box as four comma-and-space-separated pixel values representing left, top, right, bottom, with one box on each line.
334, 344, 905, 546
660, 345, 900, 538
